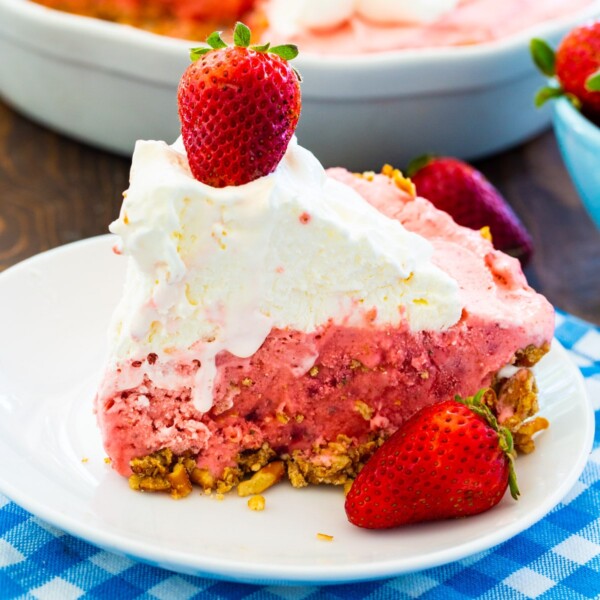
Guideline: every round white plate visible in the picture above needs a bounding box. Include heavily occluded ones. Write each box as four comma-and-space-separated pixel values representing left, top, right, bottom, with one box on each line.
0, 235, 594, 585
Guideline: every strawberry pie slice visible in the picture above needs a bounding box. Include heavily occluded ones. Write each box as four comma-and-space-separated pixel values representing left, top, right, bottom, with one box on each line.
95, 138, 554, 497
94, 27, 554, 497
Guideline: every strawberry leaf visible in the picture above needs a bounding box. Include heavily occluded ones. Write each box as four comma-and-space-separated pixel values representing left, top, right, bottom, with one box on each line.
269, 44, 300, 61
457, 390, 500, 433
457, 388, 520, 500
507, 454, 520, 499
406, 154, 435, 177
206, 31, 227, 49
190, 46, 212, 61
534, 85, 563, 107
251, 42, 271, 52
233, 21, 251, 48
530, 38, 556, 77
585, 69, 600, 92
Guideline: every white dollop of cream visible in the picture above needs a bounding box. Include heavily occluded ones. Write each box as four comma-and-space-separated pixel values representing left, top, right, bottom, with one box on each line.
264, 0, 459, 33
108, 138, 462, 412
269, 0, 354, 34
356, 0, 460, 25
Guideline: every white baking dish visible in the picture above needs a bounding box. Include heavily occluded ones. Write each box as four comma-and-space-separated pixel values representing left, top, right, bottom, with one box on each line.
1, 0, 599, 170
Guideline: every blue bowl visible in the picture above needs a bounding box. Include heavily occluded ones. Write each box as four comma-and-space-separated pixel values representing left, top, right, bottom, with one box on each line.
553, 97, 600, 229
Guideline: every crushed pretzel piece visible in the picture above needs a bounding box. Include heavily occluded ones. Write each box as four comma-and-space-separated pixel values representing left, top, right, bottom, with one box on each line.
168, 462, 193, 499
237, 461, 285, 497
513, 417, 550, 454
480, 226, 492, 242
514, 343, 551, 367
493, 368, 539, 432
129, 473, 171, 493
354, 400, 374, 421
190, 467, 215, 491
381, 164, 416, 197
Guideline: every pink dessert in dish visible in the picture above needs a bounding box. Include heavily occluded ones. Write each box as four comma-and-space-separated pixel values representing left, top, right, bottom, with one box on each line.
95, 141, 554, 496
262, 0, 598, 54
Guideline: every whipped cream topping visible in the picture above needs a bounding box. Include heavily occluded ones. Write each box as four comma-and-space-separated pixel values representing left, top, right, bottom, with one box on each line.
264, 0, 459, 34
109, 138, 462, 412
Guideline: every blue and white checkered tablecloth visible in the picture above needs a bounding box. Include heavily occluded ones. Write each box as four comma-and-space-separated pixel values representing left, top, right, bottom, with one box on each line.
1, 310, 599, 600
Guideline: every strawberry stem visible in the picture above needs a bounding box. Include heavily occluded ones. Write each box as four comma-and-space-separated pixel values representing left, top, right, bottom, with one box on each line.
534, 85, 564, 108
455, 388, 520, 500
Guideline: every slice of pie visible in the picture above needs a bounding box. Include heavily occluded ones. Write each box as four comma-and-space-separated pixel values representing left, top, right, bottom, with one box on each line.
95, 135, 554, 497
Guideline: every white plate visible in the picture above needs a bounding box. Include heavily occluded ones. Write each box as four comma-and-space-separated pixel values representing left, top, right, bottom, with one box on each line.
0, 235, 594, 585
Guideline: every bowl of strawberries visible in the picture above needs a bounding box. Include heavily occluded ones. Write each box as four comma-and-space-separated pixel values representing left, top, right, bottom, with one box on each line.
553, 99, 600, 230
531, 19, 600, 229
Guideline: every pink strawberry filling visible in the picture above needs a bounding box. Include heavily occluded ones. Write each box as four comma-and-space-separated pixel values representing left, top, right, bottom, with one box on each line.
97, 312, 551, 478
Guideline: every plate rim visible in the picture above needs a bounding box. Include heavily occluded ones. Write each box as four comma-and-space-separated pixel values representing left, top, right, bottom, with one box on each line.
0, 236, 595, 586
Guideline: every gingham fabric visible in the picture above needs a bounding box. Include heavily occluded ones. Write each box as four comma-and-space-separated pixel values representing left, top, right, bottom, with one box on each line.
1, 310, 599, 600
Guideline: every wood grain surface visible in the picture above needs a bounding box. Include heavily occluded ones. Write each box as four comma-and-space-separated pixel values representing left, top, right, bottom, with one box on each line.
1, 98, 599, 324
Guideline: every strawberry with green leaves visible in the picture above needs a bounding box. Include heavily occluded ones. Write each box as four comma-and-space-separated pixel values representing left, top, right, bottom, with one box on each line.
345, 390, 519, 529
531, 20, 600, 123
178, 22, 302, 188
408, 156, 534, 265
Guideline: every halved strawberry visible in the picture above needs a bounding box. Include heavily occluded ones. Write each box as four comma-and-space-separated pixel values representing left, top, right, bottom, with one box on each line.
345, 390, 519, 529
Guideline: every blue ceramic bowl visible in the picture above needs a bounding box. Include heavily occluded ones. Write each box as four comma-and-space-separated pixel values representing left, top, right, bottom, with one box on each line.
553, 97, 600, 229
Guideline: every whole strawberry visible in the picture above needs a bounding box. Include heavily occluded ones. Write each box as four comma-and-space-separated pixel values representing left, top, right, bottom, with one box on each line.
345, 391, 519, 529
408, 156, 534, 265
531, 20, 600, 122
178, 22, 301, 187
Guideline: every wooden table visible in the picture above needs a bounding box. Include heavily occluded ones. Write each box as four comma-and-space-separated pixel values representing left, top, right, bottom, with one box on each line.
1, 98, 599, 325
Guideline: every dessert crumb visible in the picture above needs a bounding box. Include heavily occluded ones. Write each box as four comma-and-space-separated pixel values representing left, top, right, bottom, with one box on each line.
317, 533, 334, 542
480, 226, 492, 242
247, 495, 266, 511
381, 164, 416, 197
81, 457, 89, 463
